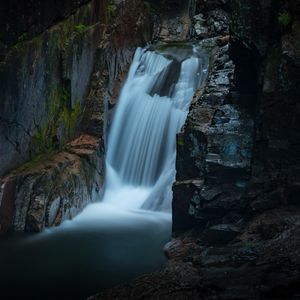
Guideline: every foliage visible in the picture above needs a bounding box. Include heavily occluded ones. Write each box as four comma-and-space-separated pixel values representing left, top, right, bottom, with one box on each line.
106, 1, 116, 23
278, 11, 292, 27
62, 97, 81, 139
16, 153, 47, 173
33, 87, 81, 154
177, 135, 185, 146
14, 32, 28, 49
18, 32, 28, 42
74, 24, 89, 34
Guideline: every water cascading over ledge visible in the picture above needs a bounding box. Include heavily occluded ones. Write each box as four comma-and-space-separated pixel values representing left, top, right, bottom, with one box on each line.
98, 44, 209, 213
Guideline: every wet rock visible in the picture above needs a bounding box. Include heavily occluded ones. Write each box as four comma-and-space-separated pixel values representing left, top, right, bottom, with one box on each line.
202, 224, 240, 245
174, 3, 255, 232
173, 180, 206, 232
207, 9, 229, 36
0, 0, 151, 177
163, 238, 196, 260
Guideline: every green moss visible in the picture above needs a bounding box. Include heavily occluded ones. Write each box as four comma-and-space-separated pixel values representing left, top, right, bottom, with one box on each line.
278, 11, 292, 27
74, 24, 89, 34
61, 97, 81, 139
15, 153, 50, 173
155, 42, 190, 53
242, 242, 256, 249
106, 1, 116, 23
18, 32, 28, 42
14, 32, 29, 50
33, 87, 80, 155
177, 135, 185, 146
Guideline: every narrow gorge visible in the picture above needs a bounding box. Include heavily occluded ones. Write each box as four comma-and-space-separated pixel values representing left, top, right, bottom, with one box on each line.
0, 0, 300, 299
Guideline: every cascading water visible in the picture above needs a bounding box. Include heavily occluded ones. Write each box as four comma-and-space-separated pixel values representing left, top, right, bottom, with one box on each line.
0, 44, 209, 299
99, 45, 208, 212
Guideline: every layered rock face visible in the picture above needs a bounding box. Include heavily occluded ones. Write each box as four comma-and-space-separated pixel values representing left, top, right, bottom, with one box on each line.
0, 0, 151, 234
232, 0, 300, 216
0, 0, 92, 60
0, 134, 102, 233
174, 0, 300, 238
174, 0, 255, 236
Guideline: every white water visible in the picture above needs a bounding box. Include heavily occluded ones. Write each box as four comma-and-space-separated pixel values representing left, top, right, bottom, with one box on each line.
97, 46, 206, 213
64, 45, 208, 233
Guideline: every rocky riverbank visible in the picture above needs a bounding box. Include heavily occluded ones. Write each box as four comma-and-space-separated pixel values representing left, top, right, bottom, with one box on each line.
90, 205, 300, 299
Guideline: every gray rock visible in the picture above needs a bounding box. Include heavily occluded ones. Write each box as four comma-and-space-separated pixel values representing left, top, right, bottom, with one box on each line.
202, 224, 240, 245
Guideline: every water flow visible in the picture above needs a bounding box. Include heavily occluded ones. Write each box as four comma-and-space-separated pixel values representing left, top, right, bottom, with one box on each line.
102, 46, 206, 212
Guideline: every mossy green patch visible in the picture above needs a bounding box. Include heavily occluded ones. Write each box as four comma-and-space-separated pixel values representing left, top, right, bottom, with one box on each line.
15, 153, 51, 173
278, 11, 292, 27
74, 24, 89, 34
155, 42, 190, 53
61, 97, 81, 139
18, 32, 28, 43
14, 32, 29, 50
177, 135, 185, 146
33, 87, 81, 155
106, 1, 116, 23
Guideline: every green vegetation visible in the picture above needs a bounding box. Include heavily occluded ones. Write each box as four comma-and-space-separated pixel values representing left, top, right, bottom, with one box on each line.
106, 1, 116, 23
74, 24, 89, 34
14, 32, 29, 49
62, 97, 81, 139
15, 153, 50, 173
177, 135, 185, 146
278, 11, 292, 27
33, 87, 81, 154
18, 32, 28, 42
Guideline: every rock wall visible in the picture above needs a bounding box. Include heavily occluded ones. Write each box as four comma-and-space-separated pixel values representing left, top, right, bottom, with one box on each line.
0, 0, 106, 176
232, 0, 300, 215
0, 0, 92, 60
173, 0, 300, 237
0, 0, 151, 234
173, 0, 255, 235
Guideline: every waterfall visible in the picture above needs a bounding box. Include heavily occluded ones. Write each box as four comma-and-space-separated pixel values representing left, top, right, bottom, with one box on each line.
102, 45, 208, 212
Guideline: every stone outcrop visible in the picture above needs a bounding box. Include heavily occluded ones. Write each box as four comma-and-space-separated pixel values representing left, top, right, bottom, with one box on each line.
0, 134, 102, 233
173, 0, 255, 234
237, 0, 300, 217
0, 0, 105, 176
173, 0, 300, 236
0, 0, 151, 234
0, 0, 94, 60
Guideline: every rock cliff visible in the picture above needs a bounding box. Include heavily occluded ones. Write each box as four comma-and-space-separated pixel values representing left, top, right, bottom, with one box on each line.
0, 0, 151, 234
